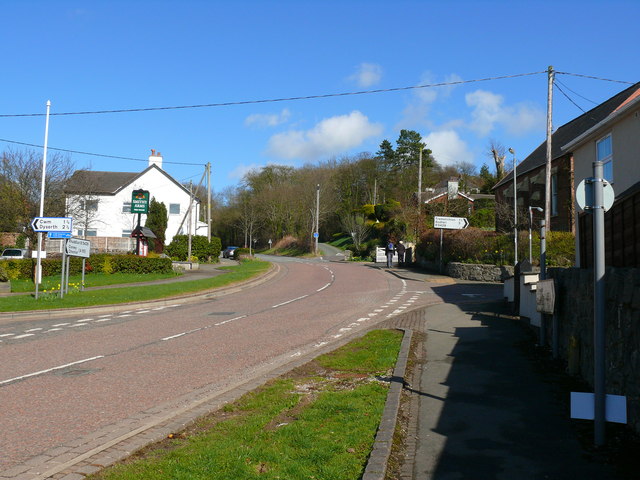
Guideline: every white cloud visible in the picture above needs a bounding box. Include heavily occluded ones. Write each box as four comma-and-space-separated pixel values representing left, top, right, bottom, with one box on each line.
244, 108, 291, 128
228, 163, 263, 181
424, 130, 474, 166
266, 111, 383, 161
348, 63, 383, 87
466, 89, 545, 136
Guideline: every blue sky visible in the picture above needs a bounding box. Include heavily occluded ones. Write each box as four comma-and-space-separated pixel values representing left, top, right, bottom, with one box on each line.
1, 0, 638, 195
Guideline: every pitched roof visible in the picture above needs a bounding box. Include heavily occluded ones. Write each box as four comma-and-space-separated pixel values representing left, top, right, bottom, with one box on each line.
64, 164, 197, 200
493, 81, 640, 190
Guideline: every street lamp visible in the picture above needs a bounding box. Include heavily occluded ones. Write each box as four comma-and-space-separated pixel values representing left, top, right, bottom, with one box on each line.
509, 148, 517, 265
528, 206, 543, 263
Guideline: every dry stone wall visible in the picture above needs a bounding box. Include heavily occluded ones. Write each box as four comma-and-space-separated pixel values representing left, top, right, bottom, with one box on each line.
548, 266, 640, 435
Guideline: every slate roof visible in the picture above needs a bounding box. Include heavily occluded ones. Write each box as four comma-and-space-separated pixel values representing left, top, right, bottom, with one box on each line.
64, 164, 196, 200
493, 81, 640, 190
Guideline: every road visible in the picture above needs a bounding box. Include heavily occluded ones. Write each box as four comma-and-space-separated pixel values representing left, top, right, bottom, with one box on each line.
0, 256, 440, 474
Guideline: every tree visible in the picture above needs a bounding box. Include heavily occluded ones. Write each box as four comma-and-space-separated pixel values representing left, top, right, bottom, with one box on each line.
64, 169, 105, 238
488, 140, 506, 181
145, 197, 168, 253
479, 164, 497, 193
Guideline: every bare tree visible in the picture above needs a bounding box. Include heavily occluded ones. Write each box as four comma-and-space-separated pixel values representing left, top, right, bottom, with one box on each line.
64, 170, 106, 238
488, 140, 506, 181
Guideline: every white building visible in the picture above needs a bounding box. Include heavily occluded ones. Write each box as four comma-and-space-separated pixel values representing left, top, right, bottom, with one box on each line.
63, 150, 206, 252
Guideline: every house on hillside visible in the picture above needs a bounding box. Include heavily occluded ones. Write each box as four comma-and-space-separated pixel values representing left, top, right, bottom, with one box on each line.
63, 150, 206, 254
422, 177, 494, 217
562, 85, 640, 268
493, 81, 640, 267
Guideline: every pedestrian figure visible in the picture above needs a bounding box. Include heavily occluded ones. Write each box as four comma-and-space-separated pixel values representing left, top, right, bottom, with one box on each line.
396, 241, 406, 267
385, 239, 395, 268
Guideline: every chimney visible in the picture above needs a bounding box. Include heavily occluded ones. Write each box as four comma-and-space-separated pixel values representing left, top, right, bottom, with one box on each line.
149, 149, 163, 169
447, 178, 459, 199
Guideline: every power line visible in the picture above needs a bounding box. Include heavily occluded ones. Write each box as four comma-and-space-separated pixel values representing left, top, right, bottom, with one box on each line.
555, 78, 598, 105
0, 71, 546, 118
0, 138, 205, 166
555, 71, 635, 85
554, 82, 586, 113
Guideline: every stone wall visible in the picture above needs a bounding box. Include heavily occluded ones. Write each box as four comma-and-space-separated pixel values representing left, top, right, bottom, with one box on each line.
445, 262, 514, 283
548, 266, 640, 435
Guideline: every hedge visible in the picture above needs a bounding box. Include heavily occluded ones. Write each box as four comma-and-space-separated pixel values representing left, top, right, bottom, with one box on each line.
0, 254, 173, 281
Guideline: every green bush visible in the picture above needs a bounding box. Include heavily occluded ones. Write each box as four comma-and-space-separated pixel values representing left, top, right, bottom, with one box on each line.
0, 265, 8, 282
233, 247, 251, 259
165, 235, 221, 261
416, 228, 575, 267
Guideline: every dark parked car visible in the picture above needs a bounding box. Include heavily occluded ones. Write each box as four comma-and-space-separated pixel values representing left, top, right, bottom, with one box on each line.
222, 246, 239, 258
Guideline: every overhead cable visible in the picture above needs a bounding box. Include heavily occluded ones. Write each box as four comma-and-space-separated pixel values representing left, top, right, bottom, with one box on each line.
555, 72, 635, 85
0, 71, 546, 118
0, 138, 205, 166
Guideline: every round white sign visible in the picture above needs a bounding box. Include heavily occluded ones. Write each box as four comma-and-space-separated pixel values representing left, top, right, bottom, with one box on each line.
575, 178, 615, 212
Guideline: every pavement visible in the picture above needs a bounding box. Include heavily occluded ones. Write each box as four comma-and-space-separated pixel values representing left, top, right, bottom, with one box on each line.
1, 257, 626, 479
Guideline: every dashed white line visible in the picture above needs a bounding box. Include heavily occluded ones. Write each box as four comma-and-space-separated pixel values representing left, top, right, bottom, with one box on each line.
13, 334, 35, 339
95, 318, 112, 322
69, 323, 88, 327
0, 333, 15, 338
215, 315, 247, 326
317, 283, 331, 292
46, 328, 63, 332
0, 355, 104, 387
271, 295, 308, 308
24, 328, 43, 333
52, 323, 70, 327
77, 318, 93, 323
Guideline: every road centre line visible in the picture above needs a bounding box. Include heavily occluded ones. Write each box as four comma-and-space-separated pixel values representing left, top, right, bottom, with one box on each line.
0, 333, 15, 337
214, 315, 247, 326
0, 355, 104, 387
271, 295, 308, 308
13, 333, 35, 339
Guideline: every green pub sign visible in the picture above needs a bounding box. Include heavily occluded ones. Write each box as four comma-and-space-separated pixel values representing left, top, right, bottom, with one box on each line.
131, 189, 150, 214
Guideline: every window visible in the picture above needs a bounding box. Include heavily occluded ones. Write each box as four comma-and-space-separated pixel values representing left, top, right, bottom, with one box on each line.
597, 134, 613, 182
77, 229, 97, 237
122, 202, 132, 213
551, 174, 558, 216
80, 199, 98, 211
122, 229, 132, 237
169, 203, 181, 215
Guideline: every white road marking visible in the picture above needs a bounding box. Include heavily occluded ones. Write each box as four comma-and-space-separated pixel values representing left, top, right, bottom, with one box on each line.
339, 328, 352, 332
69, 323, 88, 327
24, 328, 43, 332
46, 328, 63, 332
314, 342, 328, 348
98, 315, 112, 318
0, 355, 104, 387
215, 315, 247, 326
0, 333, 15, 338
136, 310, 151, 314
116, 314, 132, 318
332, 334, 342, 339
52, 323, 70, 327
95, 318, 112, 322
271, 295, 308, 308
77, 318, 93, 323
357, 318, 369, 322
13, 334, 35, 339
290, 352, 302, 357
162, 327, 203, 341
317, 283, 331, 292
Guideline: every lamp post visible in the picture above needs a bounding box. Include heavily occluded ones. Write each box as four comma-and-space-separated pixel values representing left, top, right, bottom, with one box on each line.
529, 206, 544, 263
509, 148, 518, 265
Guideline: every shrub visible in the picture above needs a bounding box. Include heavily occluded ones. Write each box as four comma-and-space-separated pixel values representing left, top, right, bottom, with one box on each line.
0, 265, 8, 282
233, 247, 251, 259
165, 235, 221, 261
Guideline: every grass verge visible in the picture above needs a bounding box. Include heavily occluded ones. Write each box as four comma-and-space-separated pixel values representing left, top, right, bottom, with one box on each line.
9, 272, 181, 293
0, 259, 270, 312
88, 329, 403, 480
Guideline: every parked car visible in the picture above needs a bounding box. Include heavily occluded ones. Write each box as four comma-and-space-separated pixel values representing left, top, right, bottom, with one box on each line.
0, 248, 29, 260
222, 246, 239, 258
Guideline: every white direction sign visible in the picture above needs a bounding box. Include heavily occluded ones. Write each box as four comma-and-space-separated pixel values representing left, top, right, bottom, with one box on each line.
65, 238, 91, 258
31, 217, 72, 232
434, 216, 469, 230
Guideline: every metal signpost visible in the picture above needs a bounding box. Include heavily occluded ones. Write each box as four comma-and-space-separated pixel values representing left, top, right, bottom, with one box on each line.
573, 162, 620, 446
60, 238, 91, 297
434, 216, 469, 273
31, 217, 73, 299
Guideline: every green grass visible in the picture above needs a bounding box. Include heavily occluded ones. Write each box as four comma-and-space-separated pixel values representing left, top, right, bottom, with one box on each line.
0, 259, 270, 312
88, 329, 403, 480
9, 272, 181, 293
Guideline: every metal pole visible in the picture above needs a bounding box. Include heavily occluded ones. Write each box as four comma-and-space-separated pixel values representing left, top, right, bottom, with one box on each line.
529, 207, 533, 263
539, 219, 547, 346
315, 184, 320, 255
60, 247, 66, 299
592, 161, 606, 446
188, 181, 193, 262
544, 66, 554, 231
81, 258, 86, 291
439, 228, 444, 273
510, 148, 518, 265
207, 162, 212, 242
35, 100, 51, 299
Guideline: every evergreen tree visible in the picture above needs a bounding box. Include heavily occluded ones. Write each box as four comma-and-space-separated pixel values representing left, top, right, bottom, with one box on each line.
145, 197, 168, 253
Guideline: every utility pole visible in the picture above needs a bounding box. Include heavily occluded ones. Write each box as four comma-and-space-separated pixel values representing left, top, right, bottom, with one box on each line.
315, 184, 320, 255
544, 65, 555, 230
207, 162, 211, 242
509, 148, 518, 265
35, 100, 51, 300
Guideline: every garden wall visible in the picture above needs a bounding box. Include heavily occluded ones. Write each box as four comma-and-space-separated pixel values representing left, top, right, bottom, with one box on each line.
548, 267, 640, 435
